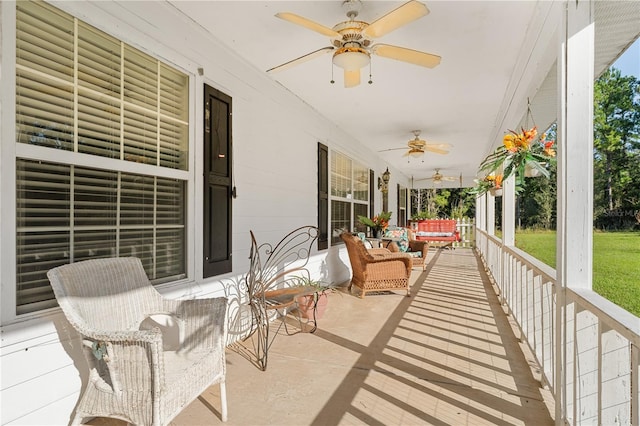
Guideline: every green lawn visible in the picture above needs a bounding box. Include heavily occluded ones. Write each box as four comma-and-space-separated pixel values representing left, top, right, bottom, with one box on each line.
514, 230, 640, 317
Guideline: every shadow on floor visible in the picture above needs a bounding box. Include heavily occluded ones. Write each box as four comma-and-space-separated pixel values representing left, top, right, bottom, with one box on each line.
88, 248, 554, 426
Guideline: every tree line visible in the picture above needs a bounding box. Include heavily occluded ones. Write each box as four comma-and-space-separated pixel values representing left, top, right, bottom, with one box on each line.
411, 67, 640, 231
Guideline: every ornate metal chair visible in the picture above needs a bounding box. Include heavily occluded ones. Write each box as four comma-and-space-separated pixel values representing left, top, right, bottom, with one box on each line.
243, 226, 320, 371
47, 257, 228, 425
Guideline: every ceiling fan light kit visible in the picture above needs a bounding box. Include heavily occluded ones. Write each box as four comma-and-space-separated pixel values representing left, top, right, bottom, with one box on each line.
332, 46, 370, 70
269, 0, 441, 88
378, 130, 451, 158
414, 169, 460, 187
407, 148, 424, 158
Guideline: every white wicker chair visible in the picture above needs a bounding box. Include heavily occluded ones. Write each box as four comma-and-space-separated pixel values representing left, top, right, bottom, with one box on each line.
47, 257, 228, 425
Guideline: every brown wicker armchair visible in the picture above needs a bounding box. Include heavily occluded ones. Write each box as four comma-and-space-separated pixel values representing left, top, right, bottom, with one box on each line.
340, 233, 413, 298
384, 227, 430, 271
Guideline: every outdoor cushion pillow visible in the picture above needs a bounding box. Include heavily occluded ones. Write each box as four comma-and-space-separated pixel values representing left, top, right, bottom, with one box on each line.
357, 232, 374, 249
416, 231, 454, 237
383, 227, 409, 252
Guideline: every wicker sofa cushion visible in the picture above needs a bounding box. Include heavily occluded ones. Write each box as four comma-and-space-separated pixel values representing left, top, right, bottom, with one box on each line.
416, 231, 455, 237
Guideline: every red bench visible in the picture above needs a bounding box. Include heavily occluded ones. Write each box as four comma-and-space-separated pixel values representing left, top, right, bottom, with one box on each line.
413, 219, 461, 248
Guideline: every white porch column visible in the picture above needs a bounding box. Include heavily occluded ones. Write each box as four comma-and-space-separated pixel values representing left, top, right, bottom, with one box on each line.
556, 1, 594, 425
476, 195, 486, 232
558, 1, 594, 291
502, 174, 516, 246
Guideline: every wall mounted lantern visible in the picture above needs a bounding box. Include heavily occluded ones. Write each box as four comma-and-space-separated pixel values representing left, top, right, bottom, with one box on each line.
377, 167, 391, 193
378, 167, 391, 212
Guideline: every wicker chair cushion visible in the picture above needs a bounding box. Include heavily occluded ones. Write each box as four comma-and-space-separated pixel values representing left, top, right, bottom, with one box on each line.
383, 227, 410, 252
357, 232, 374, 249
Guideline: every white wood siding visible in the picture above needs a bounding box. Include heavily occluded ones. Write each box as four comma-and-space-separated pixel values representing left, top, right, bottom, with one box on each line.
0, 1, 395, 423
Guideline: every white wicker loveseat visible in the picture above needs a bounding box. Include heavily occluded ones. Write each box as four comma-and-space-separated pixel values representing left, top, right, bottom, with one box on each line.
47, 257, 228, 425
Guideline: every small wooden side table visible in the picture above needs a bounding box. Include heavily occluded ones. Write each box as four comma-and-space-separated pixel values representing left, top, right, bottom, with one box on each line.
381, 236, 403, 249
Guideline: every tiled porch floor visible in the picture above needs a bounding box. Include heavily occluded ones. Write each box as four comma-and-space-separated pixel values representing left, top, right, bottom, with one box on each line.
90, 247, 554, 426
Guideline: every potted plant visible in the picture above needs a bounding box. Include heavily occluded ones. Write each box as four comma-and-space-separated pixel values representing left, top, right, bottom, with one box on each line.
296, 290, 329, 320
357, 211, 392, 238
412, 210, 438, 220
472, 174, 504, 196
478, 125, 556, 189
292, 276, 334, 320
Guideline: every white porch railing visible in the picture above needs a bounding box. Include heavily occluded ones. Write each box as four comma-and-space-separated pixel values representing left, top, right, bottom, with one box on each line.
476, 228, 640, 426
453, 218, 475, 248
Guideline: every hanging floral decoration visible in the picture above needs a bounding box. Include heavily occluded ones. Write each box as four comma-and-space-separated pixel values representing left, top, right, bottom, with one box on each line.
475, 101, 556, 195
471, 174, 503, 195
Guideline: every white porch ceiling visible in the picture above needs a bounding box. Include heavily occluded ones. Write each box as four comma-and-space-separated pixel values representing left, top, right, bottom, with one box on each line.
168, 1, 637, 188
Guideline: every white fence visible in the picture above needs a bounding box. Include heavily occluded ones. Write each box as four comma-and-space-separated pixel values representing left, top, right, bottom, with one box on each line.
454, 218, 475, 248
476, 229, 640, 425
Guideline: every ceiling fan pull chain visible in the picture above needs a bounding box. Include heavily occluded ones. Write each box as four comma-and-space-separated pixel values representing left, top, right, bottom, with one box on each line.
330, 63, 335, 84
368, 61, 373, 85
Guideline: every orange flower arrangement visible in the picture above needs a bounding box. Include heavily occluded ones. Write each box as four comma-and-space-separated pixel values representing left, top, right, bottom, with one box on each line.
486, 174, 503, 189
358, 211, 391, 233
472, 174, 504, 195
503, 126, 538, 152
477, 124, 556, 195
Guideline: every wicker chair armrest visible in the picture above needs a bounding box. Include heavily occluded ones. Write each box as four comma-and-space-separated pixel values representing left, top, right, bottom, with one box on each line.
84, 328, 162, 344
162, 296, 227, 319
160, 297, 228, 350
386, 242, 401, 253
178, 297, 227, 348
363, 254, 412, 278
367, 252, 412, 269
368, 248, 392, 256
409, 240, 429, 254
79, 330, 163, 397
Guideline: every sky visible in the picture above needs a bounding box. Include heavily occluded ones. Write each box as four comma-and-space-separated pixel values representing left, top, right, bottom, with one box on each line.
612, 37, 640, 78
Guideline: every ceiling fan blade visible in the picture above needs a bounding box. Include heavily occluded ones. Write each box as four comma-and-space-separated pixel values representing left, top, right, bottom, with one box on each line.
378, 147, 408, 152
344, 69, 360, 88
372, 44, 441, 68
424, 146, 449, 155
266, 47, 334, 73
275, 12, 342, 39
425, 143, 451, 150
362, 0, 429, 39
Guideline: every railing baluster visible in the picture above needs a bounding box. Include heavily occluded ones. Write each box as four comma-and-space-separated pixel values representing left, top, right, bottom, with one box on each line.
475, 228, 639, 426
633, 344, 639, 426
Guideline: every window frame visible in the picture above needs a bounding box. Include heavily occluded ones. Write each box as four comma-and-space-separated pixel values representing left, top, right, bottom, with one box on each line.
329, 150, 370, 244
397, 184, 407, 227
3, 1, 195, 320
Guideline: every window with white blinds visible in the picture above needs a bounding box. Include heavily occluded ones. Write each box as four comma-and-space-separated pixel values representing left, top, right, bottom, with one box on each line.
398, 186, 407, 226
330, 151, 369, 244
14, 1, 189, 314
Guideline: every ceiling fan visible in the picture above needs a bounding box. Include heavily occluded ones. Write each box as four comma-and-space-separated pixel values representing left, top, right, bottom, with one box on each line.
267, 0, 441, 88
379, 130, 450, 158
417, 169, 461, 186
